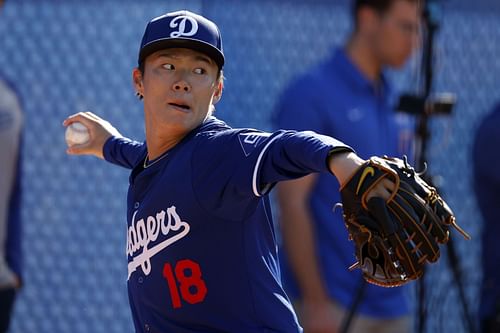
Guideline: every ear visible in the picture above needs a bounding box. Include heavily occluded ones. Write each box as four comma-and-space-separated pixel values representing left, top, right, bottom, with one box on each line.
132, 68, 144, 97
357, 6, 380, 34
212, 80, 223, 105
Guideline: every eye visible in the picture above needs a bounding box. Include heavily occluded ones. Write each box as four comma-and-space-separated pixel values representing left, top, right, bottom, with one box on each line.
162, 63, 175, 70
193, 67, 206, 75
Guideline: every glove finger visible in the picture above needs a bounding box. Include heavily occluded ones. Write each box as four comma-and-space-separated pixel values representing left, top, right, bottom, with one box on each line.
399, 182, 449, 241
400, 186, 450, 248
387, 232, 423, 281
385, 158, 466, 241
366, 197, 422, 282
387, 191, 441, 263
384, 157, 450, 226
399, 185, 450, 244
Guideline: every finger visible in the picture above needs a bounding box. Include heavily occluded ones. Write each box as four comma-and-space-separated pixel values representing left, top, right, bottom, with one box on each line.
63, 111, 95, 127
363, 176, 397, 205
84, 111, 103, 121
365, 183, 392, 201
380, 177, 395, 193
63, 110, 104, 127
66, 137, 95, 154
63, 115, 99, 137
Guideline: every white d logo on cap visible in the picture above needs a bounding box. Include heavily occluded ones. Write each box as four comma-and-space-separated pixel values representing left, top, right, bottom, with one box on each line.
170, 16, 199, 38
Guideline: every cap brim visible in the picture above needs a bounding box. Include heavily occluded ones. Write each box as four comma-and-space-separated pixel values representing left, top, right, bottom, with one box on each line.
138, 38, 224, 69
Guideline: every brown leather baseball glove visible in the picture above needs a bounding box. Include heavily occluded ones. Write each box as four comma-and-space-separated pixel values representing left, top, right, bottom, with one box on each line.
339, 156, 470, 287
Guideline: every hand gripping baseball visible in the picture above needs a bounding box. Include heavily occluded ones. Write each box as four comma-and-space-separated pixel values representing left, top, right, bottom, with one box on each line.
339, 156, 470, 287
63, 112, 122, 159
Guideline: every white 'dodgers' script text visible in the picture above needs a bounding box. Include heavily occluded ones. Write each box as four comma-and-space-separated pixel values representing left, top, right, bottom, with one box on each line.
127, 206, 190, 280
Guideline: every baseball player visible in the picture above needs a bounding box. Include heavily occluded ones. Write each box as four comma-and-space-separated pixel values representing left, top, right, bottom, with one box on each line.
63, 10, 402, 333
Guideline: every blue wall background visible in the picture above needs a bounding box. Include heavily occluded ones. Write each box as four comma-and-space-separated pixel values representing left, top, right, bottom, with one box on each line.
1, 0, 497, 332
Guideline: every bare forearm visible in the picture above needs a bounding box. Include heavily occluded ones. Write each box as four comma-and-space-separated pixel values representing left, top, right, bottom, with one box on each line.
277, 180, 329, 301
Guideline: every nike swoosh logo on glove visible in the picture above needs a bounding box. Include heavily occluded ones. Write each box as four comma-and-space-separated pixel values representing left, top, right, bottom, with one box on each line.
356, 166, 375, 195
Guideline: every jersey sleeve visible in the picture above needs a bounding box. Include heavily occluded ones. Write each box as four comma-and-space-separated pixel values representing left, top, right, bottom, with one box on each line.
103, 136, 145, 169
192, 129, 352, 217
254, 130, 352, 196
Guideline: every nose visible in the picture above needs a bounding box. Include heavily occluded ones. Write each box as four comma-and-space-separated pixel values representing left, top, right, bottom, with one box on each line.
173, 79, 190, 93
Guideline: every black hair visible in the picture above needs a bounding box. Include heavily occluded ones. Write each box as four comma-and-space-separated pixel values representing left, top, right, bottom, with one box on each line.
138, 61, 145, 76
352, 0, 420, 25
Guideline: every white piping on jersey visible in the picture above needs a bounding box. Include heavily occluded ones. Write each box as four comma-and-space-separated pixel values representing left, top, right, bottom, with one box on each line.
127, 206, 190, 280
252, 134, 280, 197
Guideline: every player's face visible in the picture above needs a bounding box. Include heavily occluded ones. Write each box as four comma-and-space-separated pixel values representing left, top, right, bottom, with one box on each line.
135, 48, 222, 136
372, 0, 420, 68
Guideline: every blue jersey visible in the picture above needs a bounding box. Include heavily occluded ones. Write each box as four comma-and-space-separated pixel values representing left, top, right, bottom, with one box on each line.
103, 116, 351, 333
273, 48, 412, 318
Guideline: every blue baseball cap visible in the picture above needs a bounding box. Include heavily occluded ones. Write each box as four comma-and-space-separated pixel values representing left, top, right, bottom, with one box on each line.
138, 10, 224, 69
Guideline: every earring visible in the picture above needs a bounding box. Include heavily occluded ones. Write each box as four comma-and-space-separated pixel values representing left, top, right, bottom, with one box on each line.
136, 92, 143, 100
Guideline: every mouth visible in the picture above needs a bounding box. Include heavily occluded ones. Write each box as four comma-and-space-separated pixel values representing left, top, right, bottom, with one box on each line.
168, 102, 191, 111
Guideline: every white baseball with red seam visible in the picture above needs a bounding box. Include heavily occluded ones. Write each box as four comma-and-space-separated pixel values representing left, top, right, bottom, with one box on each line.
65, 122, 90, 146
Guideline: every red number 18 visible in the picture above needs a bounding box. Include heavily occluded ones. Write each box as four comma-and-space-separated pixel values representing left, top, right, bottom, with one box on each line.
163, 259, 208, 309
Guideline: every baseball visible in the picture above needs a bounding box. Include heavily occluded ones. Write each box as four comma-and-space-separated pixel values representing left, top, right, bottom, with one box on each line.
65, 122, 90, 146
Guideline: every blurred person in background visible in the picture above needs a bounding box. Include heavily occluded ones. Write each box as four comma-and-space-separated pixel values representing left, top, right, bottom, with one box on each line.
0, 1, 24, 331
473, 103, 500, 333
273, 0, 420, 332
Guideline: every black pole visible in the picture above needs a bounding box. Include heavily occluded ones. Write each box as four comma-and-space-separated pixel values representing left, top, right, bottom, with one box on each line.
446, 238, 476, 333
415, 4, 437, 332
414, 2, 476, 333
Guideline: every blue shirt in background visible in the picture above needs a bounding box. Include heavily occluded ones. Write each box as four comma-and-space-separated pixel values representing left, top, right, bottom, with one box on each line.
272, 48, 412, 318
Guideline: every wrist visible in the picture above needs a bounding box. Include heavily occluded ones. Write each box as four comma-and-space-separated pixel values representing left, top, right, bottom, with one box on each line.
328, 152, 365, 186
